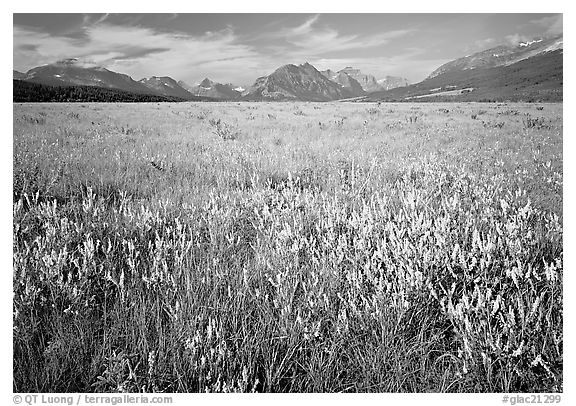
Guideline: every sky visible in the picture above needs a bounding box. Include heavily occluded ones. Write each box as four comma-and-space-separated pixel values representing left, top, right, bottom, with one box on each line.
13, 13, 563, 86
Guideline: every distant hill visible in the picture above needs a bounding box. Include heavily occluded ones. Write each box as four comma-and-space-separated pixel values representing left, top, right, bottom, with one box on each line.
139, 76, 196, 100
244, 62, 355, 101
179, 78, 242, 100
366, 36, 563, 102
13, 80, 186, 103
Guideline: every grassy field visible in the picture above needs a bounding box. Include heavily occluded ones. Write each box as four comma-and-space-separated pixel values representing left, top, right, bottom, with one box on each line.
13, 101, 563, 393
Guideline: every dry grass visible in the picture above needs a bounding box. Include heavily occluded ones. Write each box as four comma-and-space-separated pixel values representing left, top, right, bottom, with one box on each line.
13, 101, 562, 392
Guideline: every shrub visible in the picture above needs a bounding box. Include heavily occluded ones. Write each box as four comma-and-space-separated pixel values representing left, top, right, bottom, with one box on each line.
522, 116, 549, 130
209, 118, 240, 140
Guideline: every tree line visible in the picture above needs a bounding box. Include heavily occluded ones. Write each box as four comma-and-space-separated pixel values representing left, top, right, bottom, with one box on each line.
13, 80, 185, 103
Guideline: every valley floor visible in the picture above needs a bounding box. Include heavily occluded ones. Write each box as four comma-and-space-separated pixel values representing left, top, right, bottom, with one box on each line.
13, 101, 563, 392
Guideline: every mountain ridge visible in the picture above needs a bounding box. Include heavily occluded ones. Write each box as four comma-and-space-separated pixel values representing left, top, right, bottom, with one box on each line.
365, 41, 562, 102
180, 78, 242, 100
14, 34, 563, 103
428, 35, 563, 79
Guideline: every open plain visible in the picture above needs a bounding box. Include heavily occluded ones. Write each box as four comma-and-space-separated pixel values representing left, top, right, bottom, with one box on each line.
13, 101, 563, 392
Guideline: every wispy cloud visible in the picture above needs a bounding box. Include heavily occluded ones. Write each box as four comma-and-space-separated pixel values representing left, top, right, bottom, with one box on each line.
287, 14, 320, 36
13, 22, 262, 84
530, 14, 563, 36
15, 13, 559, 86
14, 15, 417, 84
268, 15, 414, 57
82, 13, 110, 26
94, 13, 110, 25
312, 47, 449, 83
504, 33, 533, 46
473, 38, 497, 50
462, 14, 562, 54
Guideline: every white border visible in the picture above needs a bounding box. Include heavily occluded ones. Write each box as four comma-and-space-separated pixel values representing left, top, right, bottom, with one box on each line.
3, 3, 572, 405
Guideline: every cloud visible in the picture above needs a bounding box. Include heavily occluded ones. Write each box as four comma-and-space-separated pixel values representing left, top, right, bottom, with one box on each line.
59, 58, 102, 69
474, 38, 497, 49
82, 13, 110, 26
505, 33, 532, 46
16, 43, 38, 52
13, 22, 262, 84
288, 14, 320, 36
267, 15, 414, 57
462, 38, 497, 54
530, 14, 562, 36
311, 48, 449, 83
14, 15, 418, 85
13, 14, 439, 86
94, 13, 110, 25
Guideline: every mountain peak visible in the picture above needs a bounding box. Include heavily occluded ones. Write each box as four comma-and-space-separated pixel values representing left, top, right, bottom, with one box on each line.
336, 67, 383, 92
180, 78, 241, 100
243, 62, 357, 101
199, 78, 214, 87
278, 64, 300, 71
330, 72, 366, 97
377, 76, 410, 90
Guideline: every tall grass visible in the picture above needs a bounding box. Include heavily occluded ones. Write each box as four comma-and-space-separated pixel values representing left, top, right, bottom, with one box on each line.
13, 102, 563, 392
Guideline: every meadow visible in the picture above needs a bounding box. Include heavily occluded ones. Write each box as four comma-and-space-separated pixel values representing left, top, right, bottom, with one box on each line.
13, 101, 563, 392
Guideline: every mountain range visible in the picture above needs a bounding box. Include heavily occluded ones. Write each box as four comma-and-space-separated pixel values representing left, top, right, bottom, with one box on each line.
19, 58, 156, 94
179, 78, 242, 100
14, 59, 210, 101
319, 68, 408, 95
13, 34, 562, 103
365, 34, 563, 102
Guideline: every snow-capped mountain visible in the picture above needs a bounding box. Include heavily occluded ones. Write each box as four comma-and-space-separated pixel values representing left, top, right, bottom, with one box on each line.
366, 35, 563, 102
428, 35, 563, 79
